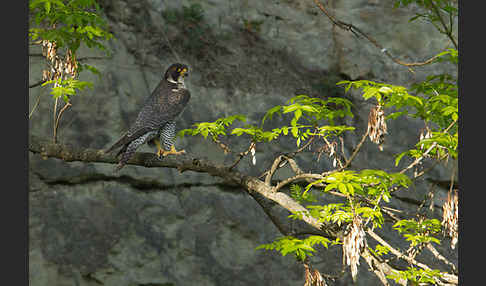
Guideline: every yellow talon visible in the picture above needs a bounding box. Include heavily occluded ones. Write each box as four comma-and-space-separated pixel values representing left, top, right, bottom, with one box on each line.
154, 139, 185, 157
162, 145, 186, 156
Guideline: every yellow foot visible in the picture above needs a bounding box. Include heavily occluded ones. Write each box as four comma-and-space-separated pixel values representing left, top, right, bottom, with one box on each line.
157, 145, 186, 158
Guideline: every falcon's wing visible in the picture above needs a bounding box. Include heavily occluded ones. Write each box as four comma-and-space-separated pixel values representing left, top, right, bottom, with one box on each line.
105, 84, 190, 154
104, 126, 153, 154
105, 100, 160, 154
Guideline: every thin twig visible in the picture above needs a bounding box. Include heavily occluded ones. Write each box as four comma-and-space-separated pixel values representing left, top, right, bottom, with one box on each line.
339, 136, 347, 162
429, 0, 458, 49
449, 163, 456, 193
212, 136, 231, 154
53, 101, 72, 144
366, 229, 457, 285
228, 141, 255, 170
29, 53, 109, 62
399, 119, 457, 174
273, 173, 326, 193
284, 157, 305, 175
426, 243, 457, 274
285, 135, 316, 158
29, 80, 46, 89
367, 229, 429, 269
312, 0, 452, 72
322, 136, 344, 169
29, 92, 43, 119
264, 155, 284, 185
341, 128, 369, 170
53, 97, 59, 143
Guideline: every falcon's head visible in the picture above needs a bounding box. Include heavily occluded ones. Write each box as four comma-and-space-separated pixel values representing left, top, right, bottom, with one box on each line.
165, 63, 189, 87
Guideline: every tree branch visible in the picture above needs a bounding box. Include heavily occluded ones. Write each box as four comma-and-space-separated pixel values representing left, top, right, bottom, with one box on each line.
273, 173, 325, 193
429, 1, 458, 49
29, 135, 457, 284
312, 0, 451, 72
366, 229, 458, 285
341, 128, 369, 170
264, 155, 284, 185
29, 135, 339, 239
399, 119, 457, 174
426, 243, 457, 274
29, 80, 46, 89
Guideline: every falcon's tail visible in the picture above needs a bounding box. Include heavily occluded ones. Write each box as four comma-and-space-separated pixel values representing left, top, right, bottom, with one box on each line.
105, 134, 129, 154
113, 140, 140, 171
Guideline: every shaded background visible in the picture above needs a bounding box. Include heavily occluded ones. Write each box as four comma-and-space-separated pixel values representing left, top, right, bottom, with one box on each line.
29, 0, 457, 285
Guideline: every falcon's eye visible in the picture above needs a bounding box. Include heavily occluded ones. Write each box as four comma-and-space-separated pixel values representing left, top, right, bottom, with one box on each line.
179, 67, 188, 77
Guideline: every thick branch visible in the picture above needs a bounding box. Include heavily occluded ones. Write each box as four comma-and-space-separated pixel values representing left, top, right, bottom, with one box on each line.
29, 135, 338, 238
29, 135, 457, 284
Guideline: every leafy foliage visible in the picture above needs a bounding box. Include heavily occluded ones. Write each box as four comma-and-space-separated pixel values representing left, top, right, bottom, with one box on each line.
393, 219, 442, 247
29, 0, 112, 53
290, 184, 318, 204
387, 267, 442, 285
179, 94, 355, 147
29, 0, 458, 284
306, 170, 411, 202
411, 73, 458, 128
256, 235, 333, 262
300, 170, 411, 229
42, 78, 93, 103
370, 244, 391, 257
394, 0, 458, 32
29, 0, 113, 105
395, 129, 458, 166
178, 115, 246, 140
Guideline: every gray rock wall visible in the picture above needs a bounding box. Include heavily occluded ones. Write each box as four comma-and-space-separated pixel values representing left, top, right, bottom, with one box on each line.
29, 0, 457, 285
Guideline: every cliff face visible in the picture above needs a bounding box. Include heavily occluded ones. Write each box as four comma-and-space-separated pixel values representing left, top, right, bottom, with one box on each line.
29, 0, 457, 285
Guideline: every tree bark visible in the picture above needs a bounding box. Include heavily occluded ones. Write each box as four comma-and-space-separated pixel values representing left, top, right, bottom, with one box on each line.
29, 135, 340, 239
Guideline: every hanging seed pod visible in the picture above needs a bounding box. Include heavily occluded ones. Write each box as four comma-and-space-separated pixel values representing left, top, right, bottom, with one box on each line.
442, 189, 458, 249
64, 49, 78, 78
367, 105, 387, 151
303, 263, 327, 286
250, 143, 256, 165
42, 69, 52, 81
42, 40, 57, 63
419, 125, 432, 151
343, 216, 367, 282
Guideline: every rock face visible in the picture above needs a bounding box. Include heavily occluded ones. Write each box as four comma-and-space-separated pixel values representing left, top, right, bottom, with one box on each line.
29, 0, 457, 285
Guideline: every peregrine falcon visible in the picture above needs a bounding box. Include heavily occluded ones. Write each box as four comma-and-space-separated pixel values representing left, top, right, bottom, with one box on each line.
106, 63, 191, 171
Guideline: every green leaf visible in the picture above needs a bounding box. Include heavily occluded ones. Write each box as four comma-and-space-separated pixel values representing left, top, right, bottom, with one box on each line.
337, 183, 347, 194
45, 1, 51, 13
362, 87, 380, 100
282, 127, 289, 135
291, 126, 299, 137
283, 104, 299, 113
262, 105, 282, 125
300, 105, 318, 113
451, 112, 458, 121
394, 151, 409, 166
294, 109, 302, 122
324, 183, 337, 192
231, 128, 244, 136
